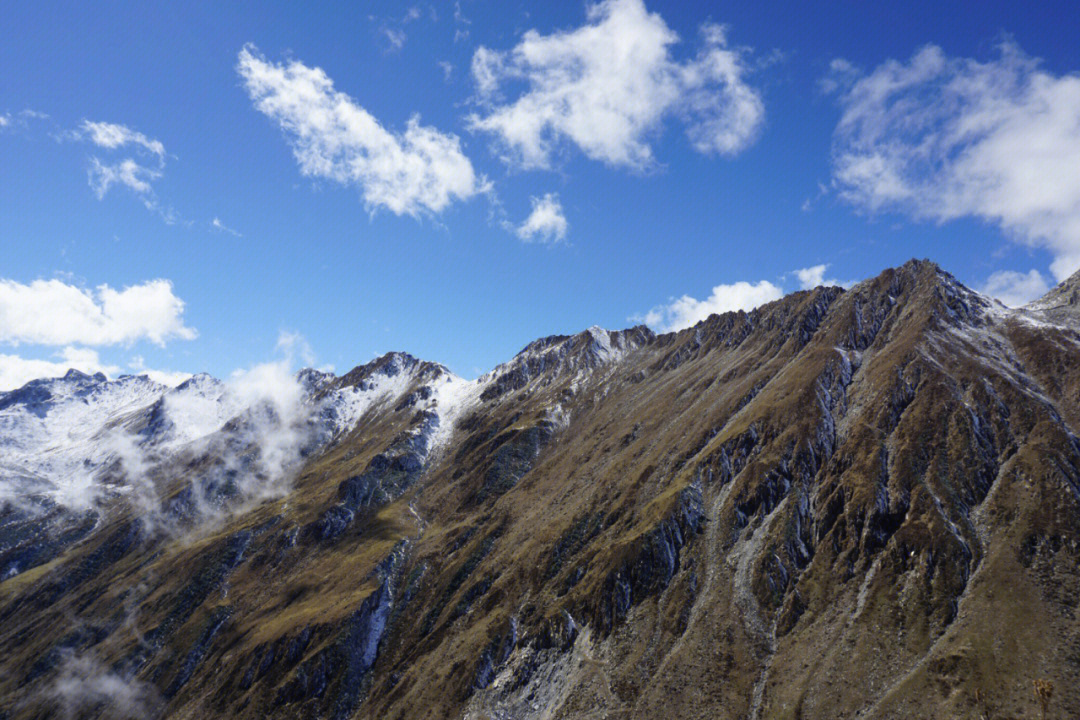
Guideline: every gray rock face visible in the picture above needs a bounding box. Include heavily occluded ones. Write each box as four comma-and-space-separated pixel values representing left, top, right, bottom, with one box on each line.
598, 485, 704, 632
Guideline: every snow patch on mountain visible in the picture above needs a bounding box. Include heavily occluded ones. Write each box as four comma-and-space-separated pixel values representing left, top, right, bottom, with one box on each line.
0, 371, 167, 510
425, 372, 484, 454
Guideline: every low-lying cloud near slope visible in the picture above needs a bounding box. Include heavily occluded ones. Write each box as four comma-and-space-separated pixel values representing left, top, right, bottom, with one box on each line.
107, 351, 324, 538
35, 653, 162, 720
979, 269, 1051, 307
637, 279, 784, 332
0, 332, 330, 550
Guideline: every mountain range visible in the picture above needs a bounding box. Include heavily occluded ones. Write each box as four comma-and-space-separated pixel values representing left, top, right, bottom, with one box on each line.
2, 259, 1079, 719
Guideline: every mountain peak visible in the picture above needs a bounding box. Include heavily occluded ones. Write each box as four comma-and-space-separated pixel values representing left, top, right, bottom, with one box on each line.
58, 368, 107, 384
335, 351, 451, 393
481, 324, 654, 401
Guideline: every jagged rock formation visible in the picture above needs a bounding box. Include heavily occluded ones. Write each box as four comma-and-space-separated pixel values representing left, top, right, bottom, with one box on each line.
2, 260, 1080, 719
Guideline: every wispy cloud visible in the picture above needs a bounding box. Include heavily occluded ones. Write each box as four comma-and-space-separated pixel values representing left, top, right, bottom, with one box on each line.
69, 119, 183, 222
2, 113, 182, 221
237, 44, 487, 217
515, 193, 568, 242
88, 157, 162, 199
453, 1, 471, 43
39, 653, 162, 720
0, 108, 50, 133
384, 27, 407, 50
828, 41, 1080, 280
80, 120, 166, 159
467, 0, 764, 170
78, 121, 167, 199
211, 217, 242, 237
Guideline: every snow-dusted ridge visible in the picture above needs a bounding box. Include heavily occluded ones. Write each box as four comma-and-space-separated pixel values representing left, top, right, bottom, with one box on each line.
324, 351, 485, 460
0, 353, 495, 519
0, 370, 170, 510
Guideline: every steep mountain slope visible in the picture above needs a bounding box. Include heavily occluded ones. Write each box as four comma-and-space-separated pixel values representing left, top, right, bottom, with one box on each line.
2, 260, 1079, 719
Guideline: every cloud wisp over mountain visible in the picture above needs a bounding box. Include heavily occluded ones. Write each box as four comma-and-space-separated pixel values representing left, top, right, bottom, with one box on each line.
637, 278, 783, 332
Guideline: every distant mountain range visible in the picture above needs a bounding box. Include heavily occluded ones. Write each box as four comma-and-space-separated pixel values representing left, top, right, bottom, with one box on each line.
2, 259, 1079, 719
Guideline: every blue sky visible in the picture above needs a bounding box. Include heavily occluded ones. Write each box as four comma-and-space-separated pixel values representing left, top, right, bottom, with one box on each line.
2, 0, 1078, 387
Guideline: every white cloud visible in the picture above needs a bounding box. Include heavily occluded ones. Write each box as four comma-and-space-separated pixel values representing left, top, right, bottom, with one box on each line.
80, 120, 165, 159
0, 347, 120, 391
829, 42, 1080, 280
0, 278, 196, 347
819, 58, 859, 95
211, 216, 242, 236
0, 109, 49, 132
467, 0, 764, 170
0, 112, 176, 221
637, 278, 783, 332
793, 264, 830, 289
516, 193, 568, 242
46, 654, 161, 720
791, 263, 853, 290
74, 120, 176, 220
453, 1, 471, 44
237, 44, 486, 217
275, 329, 318, 367
88, 157, 162, 199
384, 28, 407, 50
980, 268, 1051, 307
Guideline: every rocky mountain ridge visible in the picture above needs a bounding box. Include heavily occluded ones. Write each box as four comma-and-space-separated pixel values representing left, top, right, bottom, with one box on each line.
2, 259, 1080, 719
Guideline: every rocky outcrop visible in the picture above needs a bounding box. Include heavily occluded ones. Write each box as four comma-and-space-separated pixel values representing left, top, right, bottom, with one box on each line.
597, 485, 704, 633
